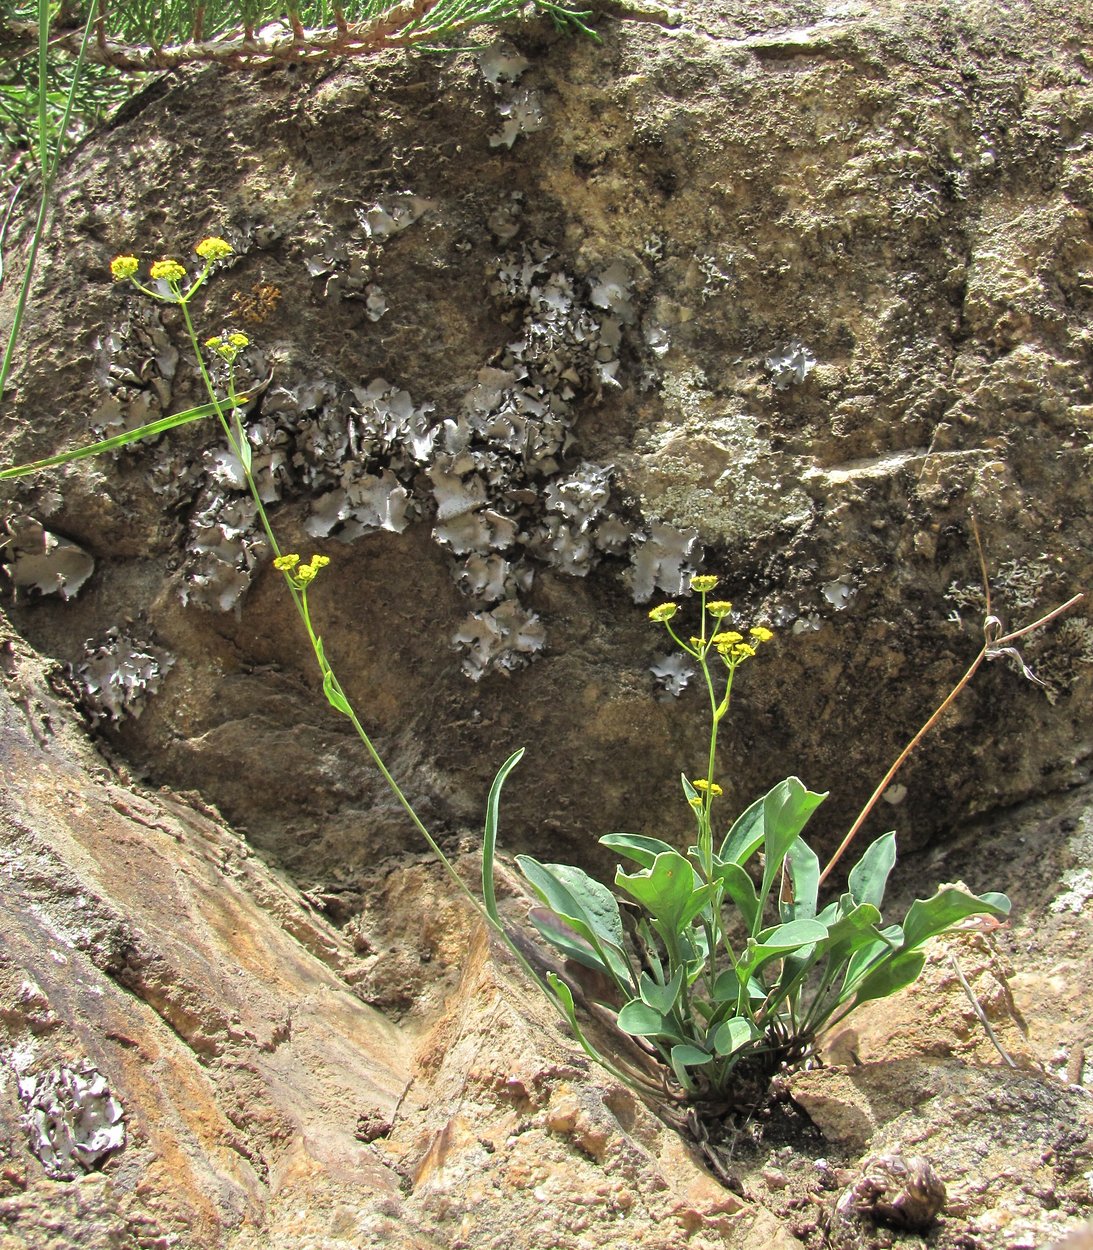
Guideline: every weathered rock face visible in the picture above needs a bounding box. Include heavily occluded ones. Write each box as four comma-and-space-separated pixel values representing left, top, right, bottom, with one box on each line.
1, 1, 1093, 1247
1, 0, 1090, 881
3, 619, 1093, 1250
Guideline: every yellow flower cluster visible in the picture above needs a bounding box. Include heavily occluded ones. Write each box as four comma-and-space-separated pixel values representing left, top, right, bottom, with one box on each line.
712, 631, 742, 646
205, 331, 250, 364
275, 553, 330, 588
717, 625, 775, 664
692, 779, 723, 796
149, 259, 188, 284
195, 236, 233, 261
110, 255, 139, 281
690, 574, 719, 593
109, 236, 232, 288
648, 575, 776, 669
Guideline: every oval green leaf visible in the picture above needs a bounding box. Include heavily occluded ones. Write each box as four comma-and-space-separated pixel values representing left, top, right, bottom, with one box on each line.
617, 999, 673, 1038
671, 1043, 713, 1068
616, 851, 709, 933
713, 1017, 759, 1056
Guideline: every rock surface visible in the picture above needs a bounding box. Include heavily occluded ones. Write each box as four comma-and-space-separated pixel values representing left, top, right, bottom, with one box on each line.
1, 0, 1092, 1247
0, 0, 1089, 874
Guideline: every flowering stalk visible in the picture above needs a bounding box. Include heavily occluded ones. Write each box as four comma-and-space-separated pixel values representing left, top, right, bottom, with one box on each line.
109, 240, 484, 911
106, 238, 642, 1090
648, 578, 775, 881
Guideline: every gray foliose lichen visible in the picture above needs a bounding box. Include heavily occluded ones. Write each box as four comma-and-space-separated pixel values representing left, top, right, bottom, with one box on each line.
93, 203, 702, 679
71, 625, 175, 726
2, 515, 94, 601
18, 1063, 126, 1179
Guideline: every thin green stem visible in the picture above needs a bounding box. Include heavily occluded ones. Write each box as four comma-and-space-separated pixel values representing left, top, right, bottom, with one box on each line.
800, 957, 843, 1036
168, 273, 628, 1070
0, 4, 96, 403
36, 0, 49, 181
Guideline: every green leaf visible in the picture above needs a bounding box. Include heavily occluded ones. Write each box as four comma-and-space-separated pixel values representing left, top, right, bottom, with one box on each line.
847, 831, 897, 910
482, 748, 524, 925
527, 910, 612, 980
900, 888, 1011, 951
615, 851, 710, 934
0, 398, 238, 480
320, 663, 353, 717
548, 971, 578, 1017
639, 968, 683, 1015
741, 918, 829, 977
312, 637, 351, 717
822, 902, 884, 958
814, 897, 841, 926
544, 973, 636, 1092
783, 838, 820, 922
711, 966, 746, 1007
600, 833, 678, 869
780, 904, 884, 1008
759, 778, 828, 903
515, 856, 632, 987
719, 792, 766, 865
713, 1016, 759, 1056
670, 1043, 713, 1068
236, 428, 253, 475
842, 925, 903, 994
679, 925, 710, 968
754, 917, 830, 949
851, 949, 927, 1006
710, 860, 761, 934
617, 999, 673, 1038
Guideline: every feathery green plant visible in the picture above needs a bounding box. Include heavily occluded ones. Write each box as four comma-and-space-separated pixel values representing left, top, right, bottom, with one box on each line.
0, 0, 597, 399
0, 0, 97, 403
1, 0, 597, 85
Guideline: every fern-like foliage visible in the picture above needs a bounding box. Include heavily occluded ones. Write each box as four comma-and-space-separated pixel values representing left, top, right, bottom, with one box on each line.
0, 0, 595, 184
2, 0, 596, 69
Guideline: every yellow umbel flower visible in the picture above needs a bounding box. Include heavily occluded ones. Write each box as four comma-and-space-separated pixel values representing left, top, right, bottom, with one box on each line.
150, 259, 187, 284
195, 236, 233, 261
692, 779, 723, 796
205, 331, 250, 363
712, 631, 743, 647
690, 574, 719, 593
707, 601, 733, 617
648, 603, 678, 622
274, 554, 301, 571
110, 255, 139, 281
750, 626, 774, 643
296, 554, 331, 586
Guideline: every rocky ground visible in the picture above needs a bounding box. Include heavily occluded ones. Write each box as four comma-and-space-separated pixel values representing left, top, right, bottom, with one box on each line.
1, 0, 1091, 1246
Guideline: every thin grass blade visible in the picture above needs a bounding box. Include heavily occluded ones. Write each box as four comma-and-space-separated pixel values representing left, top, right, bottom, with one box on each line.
0, 399, 240, 480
